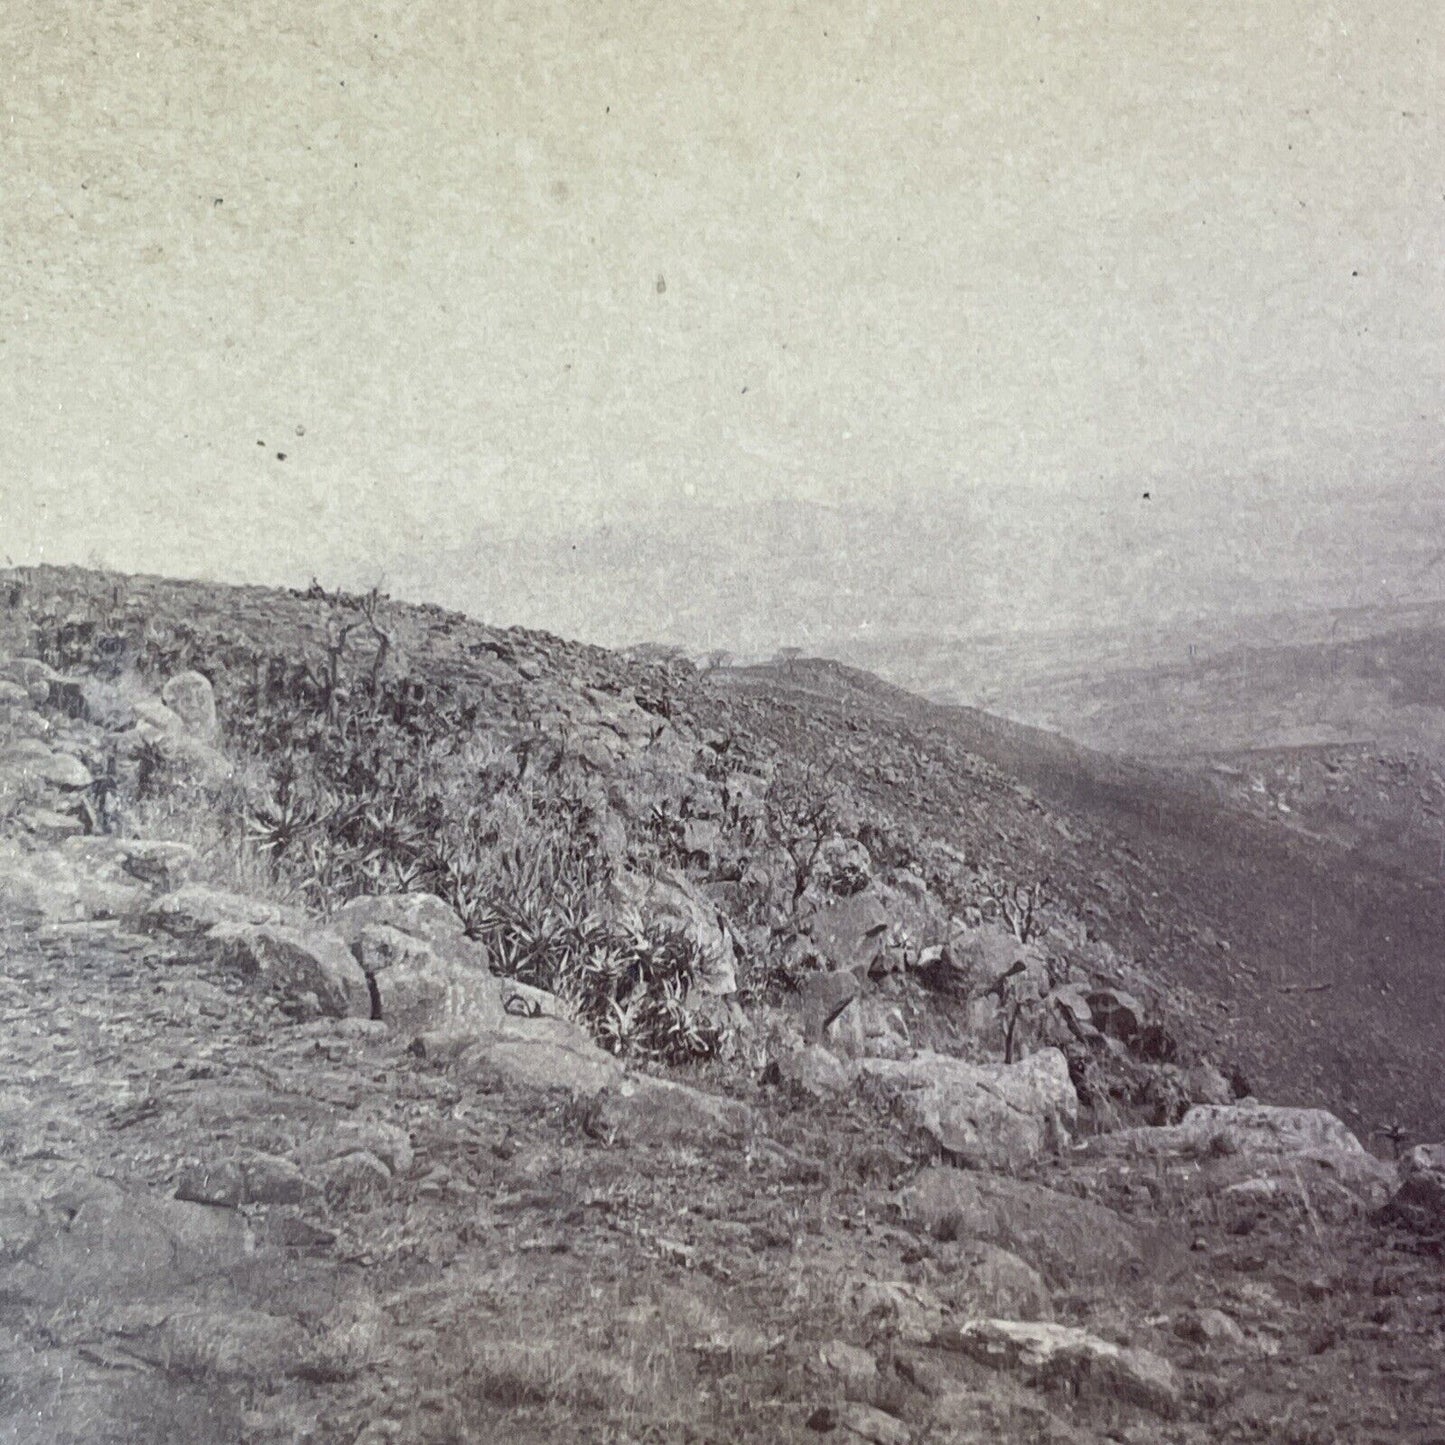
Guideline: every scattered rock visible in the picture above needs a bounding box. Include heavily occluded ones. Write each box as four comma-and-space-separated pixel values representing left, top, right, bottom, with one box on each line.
816, 1339, 879, 1397
1174, 1308, 1245, 1349
858, 1048, 1077, 1170
323, 1150, 393, 1210
837, 1402, 912, 1444
160, 670, 218, 739
937, 1319, 1181, 1417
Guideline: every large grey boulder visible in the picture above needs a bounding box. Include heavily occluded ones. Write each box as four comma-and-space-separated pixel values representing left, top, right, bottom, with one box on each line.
61, 836, 196, 892
0, 1165, 254, 1307
0, 840, 147, 922
858, 1047, 1077, 1170
210, 922, 372, 1018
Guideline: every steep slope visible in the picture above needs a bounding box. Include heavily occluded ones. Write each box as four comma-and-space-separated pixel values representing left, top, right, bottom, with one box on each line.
714, 657, 1445, 1141
4, 566, 1445, 1444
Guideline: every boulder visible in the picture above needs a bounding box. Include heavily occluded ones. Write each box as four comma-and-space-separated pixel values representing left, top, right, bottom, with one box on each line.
899, 1167, 1147, 1285
844, 1278, 948, 1346
176, 1151, 308, 1208
210, 922, 372, 1018
31, 749, 93, 791
1174, 1308, 1246, 1349
0, 657, 60, 705
771, 1042, 857, 1096
330, 891, 466, 947
815, 1339, 879, 1397
1084, 987, 1145, 1043
1084, 1102, 1396, 1214
836, 1403, 910, 1445
858, 1048, 1077, 1170
804, 890, 893, 974
299, 1120, 414, 1178
945, 1241, 1053, 1322
445, 1015, 626, 1097
19, 807, 85, 840
61, 836, 196, 892
142, 885, 309, 941
799, 969, 862, 1042
149, 733, 234, 789
936, 1319, 1181, 1418
1380, 1143, 1445, 1232
0, 678, 31, 709
160, 670, 218, 739
0, 1166, 254, 1307
352, 923, 503, 1035
0, 840, 145, 922
132, 698, 187, 736
817, 835, 873, 896
593, 1075, 753, 1146
323, 1150, 393, 1210
143, 1308, 309, 1382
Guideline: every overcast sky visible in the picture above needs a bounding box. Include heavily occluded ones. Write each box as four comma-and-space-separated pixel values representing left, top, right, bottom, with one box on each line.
4, 0, 1441, 652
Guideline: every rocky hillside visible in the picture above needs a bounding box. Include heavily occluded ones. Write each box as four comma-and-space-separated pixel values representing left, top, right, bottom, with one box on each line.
2, 565, 1444, 1444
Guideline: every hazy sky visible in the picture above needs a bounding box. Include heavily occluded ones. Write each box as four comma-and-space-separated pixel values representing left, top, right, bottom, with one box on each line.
4, 0, 1441, 652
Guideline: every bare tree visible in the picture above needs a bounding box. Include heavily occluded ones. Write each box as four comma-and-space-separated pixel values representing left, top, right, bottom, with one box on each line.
986, 877, 1047, 943
765, 764, 839, 910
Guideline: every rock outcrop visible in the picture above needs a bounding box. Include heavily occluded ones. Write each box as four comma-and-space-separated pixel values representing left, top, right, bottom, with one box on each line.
859, 1047, 1078, 1170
